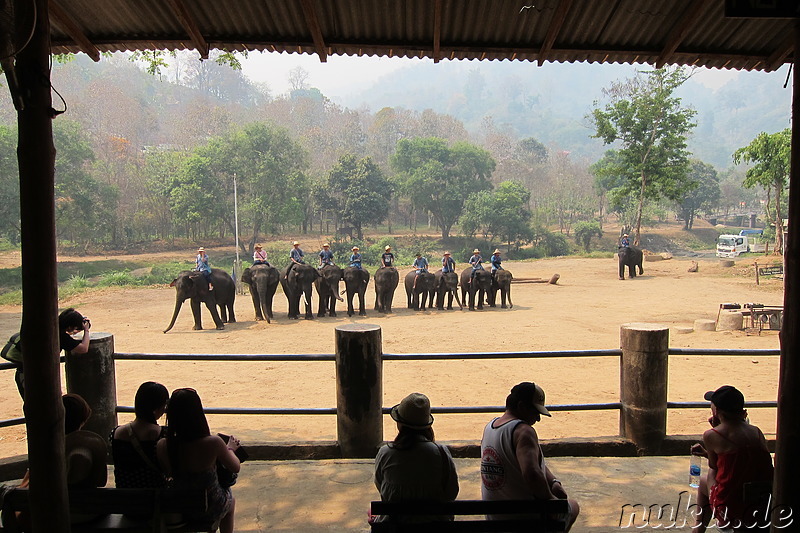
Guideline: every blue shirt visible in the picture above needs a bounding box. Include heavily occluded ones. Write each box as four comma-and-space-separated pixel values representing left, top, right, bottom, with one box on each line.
413, 257, 429, 273
195, 253, 211, 273
350, 253, 362, 268
620, 237, 630, 247
319, 249, 334, 265
290, 247, 305, 263
442, 256, 455, 273
469, 254, 483, 270
490, 254, 503, 272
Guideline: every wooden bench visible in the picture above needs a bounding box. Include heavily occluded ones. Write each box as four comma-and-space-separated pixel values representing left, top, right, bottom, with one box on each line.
0, 487, 216, 533
370, 499, 569, 532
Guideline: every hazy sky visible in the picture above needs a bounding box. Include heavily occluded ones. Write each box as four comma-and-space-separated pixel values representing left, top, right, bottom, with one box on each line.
240, 51, 756, 99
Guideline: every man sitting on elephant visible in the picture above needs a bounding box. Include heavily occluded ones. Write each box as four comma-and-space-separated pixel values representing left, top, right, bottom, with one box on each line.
620, 233, 630, 248
412, 252, 429, 289
253, 243, 270, 266
469, 248, 484, 284
318, 243, 335, 268
381, 246, 394, 268
349, 246, 363, 270
286, 241, 305, 278
442, 251, 456, 274
490, 249, 504, 278
195, 247, 213, 290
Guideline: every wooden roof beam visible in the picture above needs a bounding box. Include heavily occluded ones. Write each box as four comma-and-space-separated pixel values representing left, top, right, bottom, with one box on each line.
538, 0, 573, 66
48, 0, 100, 61
766, 32, 794, 71
655, 0, 711, 68
300, 0, 328, 62
166, 0, 209, 59
433, 0, 442, 63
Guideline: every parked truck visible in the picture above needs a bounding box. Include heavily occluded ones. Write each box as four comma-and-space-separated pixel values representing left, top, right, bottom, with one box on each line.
716, 230, 766, 257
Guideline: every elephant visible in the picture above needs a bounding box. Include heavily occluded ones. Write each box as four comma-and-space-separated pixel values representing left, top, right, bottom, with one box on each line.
315, 264, 344, 317
241, 264, 280, 323
280, 264, 320, 319
488, 270, 513, 309
343, 266, 370, 317
432, 270, 462, 310
618, 246, 644, 280
373, 267, 399, 313
164, 268, 236, 332
460, 268, 492, 311
404, 270, 436, 311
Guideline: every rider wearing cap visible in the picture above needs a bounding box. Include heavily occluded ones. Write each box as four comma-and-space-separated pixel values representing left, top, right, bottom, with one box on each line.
381, 246, 395, 268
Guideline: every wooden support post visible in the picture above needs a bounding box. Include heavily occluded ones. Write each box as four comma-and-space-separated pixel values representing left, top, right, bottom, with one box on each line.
65, 333, 118, 440
772, 19, 800, 531
619, 323, 669, 455
335, 324, 383, 458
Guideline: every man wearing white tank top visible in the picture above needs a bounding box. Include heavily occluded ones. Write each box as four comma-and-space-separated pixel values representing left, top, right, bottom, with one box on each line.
480, 382, 580, 531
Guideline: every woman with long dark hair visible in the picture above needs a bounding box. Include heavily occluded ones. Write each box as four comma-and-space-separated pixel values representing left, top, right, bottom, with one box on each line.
373, 392, 459, 524
156, 388, 240, 533
111, 381, 169, 488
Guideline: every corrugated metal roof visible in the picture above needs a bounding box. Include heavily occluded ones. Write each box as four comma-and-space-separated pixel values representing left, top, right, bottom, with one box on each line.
43, 0, 795, 71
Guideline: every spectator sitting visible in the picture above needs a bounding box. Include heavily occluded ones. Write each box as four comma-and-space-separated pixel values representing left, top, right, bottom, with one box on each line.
381, 246, 395, 268
490, 249, 503, 275
691, 385, 774, 533
441, 251, 456, 274
620, 233, 630, 248
286, 241, 305, 278
412, 253, 429, 289
319, 243, 335, 268
468, 249, 483, 284
111, 381, 169, 489
157, 388, 241, 533
195, 247, 213, 290
372, 392, 459, 524
252, 244, 270, 266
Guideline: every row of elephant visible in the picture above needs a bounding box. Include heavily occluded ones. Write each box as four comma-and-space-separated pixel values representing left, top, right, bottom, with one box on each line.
163, 263, 513, 332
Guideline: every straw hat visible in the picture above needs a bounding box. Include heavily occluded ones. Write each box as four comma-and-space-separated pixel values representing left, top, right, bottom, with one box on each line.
473, 248, 480, 254
444, 251, 451, 255
197, 247, 204, 252
65, 430, 108, 485
292, 241, 300, 246
390, 393, 434, 429
352, 246, 360, 251
493, 249, 501, 254
323, 243, 330, 247
255, 243, 262, 249
385, 246, 391, 251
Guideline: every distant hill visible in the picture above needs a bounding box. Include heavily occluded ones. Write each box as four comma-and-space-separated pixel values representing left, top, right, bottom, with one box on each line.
341, 61, 791, 169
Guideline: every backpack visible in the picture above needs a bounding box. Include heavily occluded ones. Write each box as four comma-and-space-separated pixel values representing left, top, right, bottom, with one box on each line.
1, 332, 22, 365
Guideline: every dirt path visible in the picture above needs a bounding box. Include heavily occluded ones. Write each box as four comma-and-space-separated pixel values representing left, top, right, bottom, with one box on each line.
0, 255, 783, 457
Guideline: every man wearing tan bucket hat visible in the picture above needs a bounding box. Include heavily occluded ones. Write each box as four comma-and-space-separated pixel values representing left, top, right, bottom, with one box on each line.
480, 382, 580, 530
372, 392, 459, 523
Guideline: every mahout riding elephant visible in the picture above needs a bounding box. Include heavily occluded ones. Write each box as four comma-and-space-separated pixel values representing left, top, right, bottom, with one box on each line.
164, 268, 235, 332
242, 264, 280, 323
459, 267, 492, 311
343, 266, 370, 317
618, 246, 644, 280
315, 264, 344, 317
488, 270, 513, 309
433, 270, 462, 310
280, 264, 319, 319
373, 267, 399, 313
404, 270, 436, 311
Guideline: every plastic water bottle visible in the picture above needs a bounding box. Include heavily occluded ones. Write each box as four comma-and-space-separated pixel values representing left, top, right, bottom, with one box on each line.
689, 456, 701, 488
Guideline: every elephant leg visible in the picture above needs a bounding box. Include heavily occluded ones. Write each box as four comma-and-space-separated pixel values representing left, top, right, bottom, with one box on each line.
303, 289, 314, 319
203, 299, 225, 329
251, 292, 265, 321
265, 294, 275, 320
358, 291, 367, 316
638, 264, 644, 275
227, 303, 236, 323
477, 290, 484, 310
317, 292, 328, 317
190, 298, 203, 330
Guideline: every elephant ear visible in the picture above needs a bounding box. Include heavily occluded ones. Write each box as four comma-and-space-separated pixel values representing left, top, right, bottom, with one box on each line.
242, 268, 252, 284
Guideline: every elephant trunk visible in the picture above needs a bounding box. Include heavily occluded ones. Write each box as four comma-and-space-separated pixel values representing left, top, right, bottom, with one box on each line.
255, 277, 271, 324
453, 288, 463, 309
164, 298, 185, 333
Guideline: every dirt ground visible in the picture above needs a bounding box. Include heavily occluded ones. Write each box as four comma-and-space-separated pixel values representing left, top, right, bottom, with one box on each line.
0, 252, 784, 458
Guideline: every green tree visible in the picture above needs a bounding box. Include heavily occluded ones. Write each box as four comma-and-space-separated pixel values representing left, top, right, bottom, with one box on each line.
327, 154, 393, 240
460, 181, 533, 249
676, 159, 720, 230
391, 137, 495, 238
733, 129, 790, 253
573, 221, 603, 252
590, 67, 697, 245
0, 126, 20, 244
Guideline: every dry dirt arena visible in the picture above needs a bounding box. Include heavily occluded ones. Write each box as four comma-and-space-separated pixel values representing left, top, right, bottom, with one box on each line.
0, 253, 784, 458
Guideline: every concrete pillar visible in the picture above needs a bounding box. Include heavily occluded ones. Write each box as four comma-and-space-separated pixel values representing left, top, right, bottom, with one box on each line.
620, 323, 669, 455
65, 332, 117, 439
335, 324, 383, 458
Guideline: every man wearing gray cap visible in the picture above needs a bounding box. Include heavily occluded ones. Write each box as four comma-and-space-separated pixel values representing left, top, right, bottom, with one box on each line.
480, 382, 579, 530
